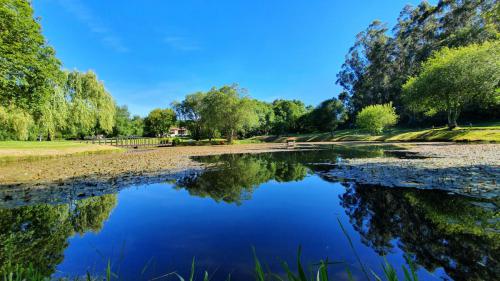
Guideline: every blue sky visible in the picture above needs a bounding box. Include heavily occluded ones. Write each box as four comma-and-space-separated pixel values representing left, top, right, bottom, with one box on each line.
34, 0, 432, 116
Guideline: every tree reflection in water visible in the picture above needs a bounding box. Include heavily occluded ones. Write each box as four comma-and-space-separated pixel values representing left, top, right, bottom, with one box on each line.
177, 151, 499, 280
0, 148, 497, 280
0, 194, 117, 276
340, 183, 499, 281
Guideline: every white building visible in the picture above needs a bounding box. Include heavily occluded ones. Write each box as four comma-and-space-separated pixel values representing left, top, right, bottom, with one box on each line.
169, 127, 189, 137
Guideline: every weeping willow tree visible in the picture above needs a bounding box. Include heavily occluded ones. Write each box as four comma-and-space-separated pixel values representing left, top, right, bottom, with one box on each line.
1, 1, 117, 140
64, 70, 116, 139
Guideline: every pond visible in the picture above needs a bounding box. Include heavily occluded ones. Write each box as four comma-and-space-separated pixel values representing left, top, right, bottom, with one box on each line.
0, 146, 498, 281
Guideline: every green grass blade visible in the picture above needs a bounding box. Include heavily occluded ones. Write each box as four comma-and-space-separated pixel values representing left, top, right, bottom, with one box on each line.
106, 260, 111, 281
252, 247, 266, 281
337, 218, 371, 281
296, 246, 308, 281
189, 257, 196, 281
281, 261, 299, 281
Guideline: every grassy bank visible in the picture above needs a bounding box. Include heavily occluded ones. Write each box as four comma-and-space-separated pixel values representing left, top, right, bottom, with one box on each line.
255, 122, 500, 143
0, 141, 123, 162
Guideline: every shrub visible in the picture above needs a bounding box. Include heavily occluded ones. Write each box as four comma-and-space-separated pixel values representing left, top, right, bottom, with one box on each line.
356, 103, 398, 134
172, 137, 181, 146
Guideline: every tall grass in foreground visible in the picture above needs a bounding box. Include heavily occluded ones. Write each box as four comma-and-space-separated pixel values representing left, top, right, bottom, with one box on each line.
2, 221, 419, 281
1, 252, 418, 281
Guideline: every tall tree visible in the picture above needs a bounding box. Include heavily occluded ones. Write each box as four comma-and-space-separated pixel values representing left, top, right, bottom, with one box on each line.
173, 92, 206, 140
201, 85, 258, 142
64, 71, 116, 138
337, 0, 500, 124
403, 41, 500, 129
112, 105, 138, 137
271, 99, 309, 134
308, 98, 347, 133
0, 0, 64, 139
144, 108, 176, 137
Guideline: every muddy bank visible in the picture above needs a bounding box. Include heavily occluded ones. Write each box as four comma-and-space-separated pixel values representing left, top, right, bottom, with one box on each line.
324, 143, 500, 199
0, 142, 498, 207
0, 143, 295, 187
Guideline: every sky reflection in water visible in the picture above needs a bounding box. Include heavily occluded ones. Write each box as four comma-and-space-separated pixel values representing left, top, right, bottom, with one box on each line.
0, 147, 497, 281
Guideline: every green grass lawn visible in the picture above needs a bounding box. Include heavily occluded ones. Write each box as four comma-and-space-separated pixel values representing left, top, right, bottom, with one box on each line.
254, 121, 500, 143
0, 140, 122, 162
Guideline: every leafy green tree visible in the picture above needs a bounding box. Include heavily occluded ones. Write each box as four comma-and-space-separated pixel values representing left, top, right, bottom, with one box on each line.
337, 0, 499, 124
403, 42, 500, 129
0, 0, 65, 140
130, 115, 144, 136
112, 105, 135, 136
271, 99, 309, 134
200, 85, 258, 142
63, 70, 116, 138
0, 105, 33, 140
144, 108, 176, 137
173, 92, 207, 140
356, 103, 398, 134
308, 98, 347, 133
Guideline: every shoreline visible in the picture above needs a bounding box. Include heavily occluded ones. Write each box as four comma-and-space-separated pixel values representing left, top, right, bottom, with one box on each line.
0, 142, 498, 202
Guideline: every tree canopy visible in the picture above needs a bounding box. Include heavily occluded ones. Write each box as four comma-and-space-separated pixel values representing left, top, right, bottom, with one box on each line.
337, 0, 500, 124
403, 41, 500, 129
144, 108, 176, 137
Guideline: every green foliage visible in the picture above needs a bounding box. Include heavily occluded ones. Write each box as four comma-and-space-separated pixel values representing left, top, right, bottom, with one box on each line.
64, 71, 116, 138
144, 108, 176, 137
0, 105, 34, 140
337, 0, 500, 124
307, 98, 347, 132
0, 0, 62, 115
0, 2, 119, 140
171, 137, 181, 146
356, 103, 398, 134
201, 85, 258, 142
173, 92, 206, 140
403, 41, 500, 129
272, 99, 309, 134
112, 105, 144, 137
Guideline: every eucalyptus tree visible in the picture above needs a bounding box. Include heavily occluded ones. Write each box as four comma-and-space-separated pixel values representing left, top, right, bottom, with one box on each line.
336, 21, 394, 115
337, 0, 500, 123
403, 41, 500, 129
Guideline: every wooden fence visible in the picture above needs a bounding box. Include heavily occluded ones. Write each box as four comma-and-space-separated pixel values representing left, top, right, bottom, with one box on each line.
83, 137, 172, 148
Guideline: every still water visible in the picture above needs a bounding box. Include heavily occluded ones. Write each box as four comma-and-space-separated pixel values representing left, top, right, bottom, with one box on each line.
0, 147, 498, 281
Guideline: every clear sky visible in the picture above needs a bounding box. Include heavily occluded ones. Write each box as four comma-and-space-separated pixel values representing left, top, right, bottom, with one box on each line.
34, 0, 432, 116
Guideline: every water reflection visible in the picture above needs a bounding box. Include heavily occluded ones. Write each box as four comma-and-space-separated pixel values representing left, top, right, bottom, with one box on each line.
177, 152, 500, 280
340, 184, 499, 281
0, 195, 116, 276
175, 146, 392, 204
0, 147, 497, 280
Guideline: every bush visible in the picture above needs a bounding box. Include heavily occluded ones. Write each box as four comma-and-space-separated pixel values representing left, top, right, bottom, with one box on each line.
171, 137, 181, 146
356, 103, 398, 134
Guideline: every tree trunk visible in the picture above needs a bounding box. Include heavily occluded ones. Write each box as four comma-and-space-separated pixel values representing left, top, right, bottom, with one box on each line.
227, 129, 234, 144
447, 107, 459, 130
